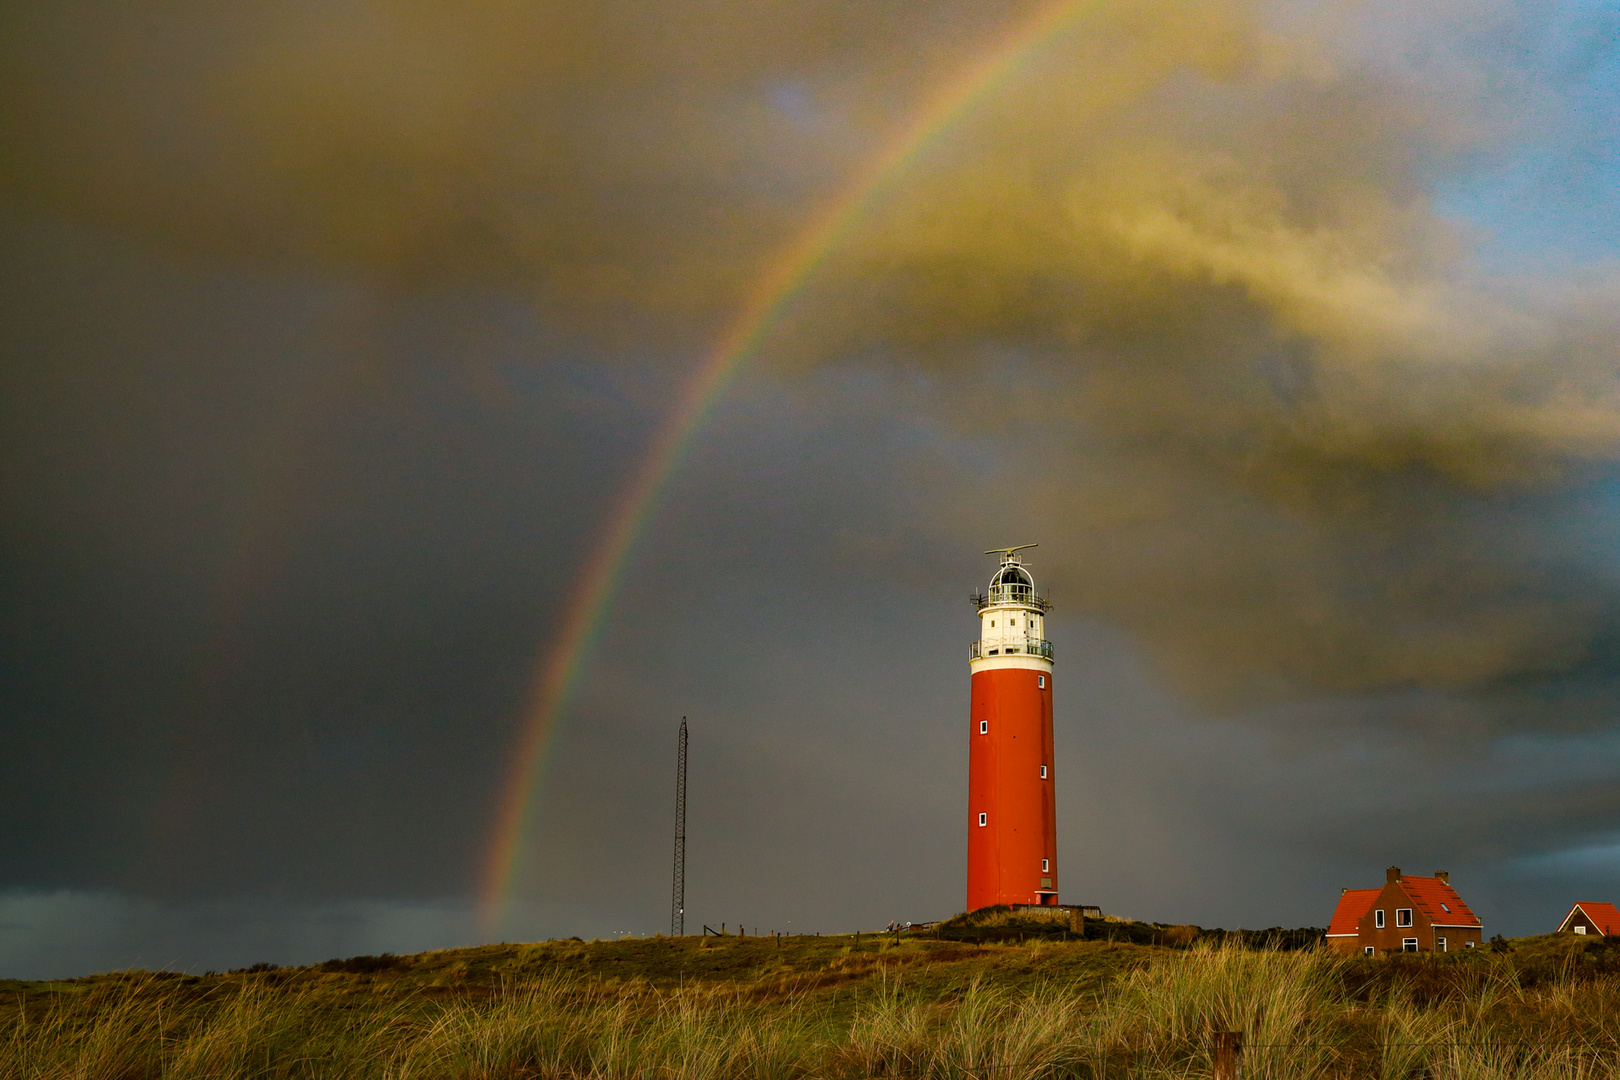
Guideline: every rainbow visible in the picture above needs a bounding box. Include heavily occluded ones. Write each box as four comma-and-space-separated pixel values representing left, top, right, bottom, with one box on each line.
476, 0, 1107, 932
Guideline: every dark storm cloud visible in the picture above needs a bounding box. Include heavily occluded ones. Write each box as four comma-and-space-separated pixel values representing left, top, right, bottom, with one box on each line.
10, 0, 1616, 707
0, 0, 1032, 322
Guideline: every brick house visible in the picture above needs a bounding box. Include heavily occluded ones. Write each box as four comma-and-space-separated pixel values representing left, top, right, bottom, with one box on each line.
1325, 866, 1483, 956
1555, 902, 1620, 937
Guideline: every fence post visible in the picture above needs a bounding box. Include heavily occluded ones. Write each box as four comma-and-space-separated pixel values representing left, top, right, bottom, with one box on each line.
1213, 1031, 1243, 1080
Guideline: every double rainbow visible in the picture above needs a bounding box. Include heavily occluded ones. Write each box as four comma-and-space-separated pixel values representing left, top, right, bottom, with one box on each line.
476, 0, 1106, 932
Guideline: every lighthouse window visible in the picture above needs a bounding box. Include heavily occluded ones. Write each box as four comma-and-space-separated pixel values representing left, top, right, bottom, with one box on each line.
1040, 765, 1048, 779
1042, 859, 1049, 872
979, 720, 988, 734
1037, 675, 1046, 689
978, 813, 987, 827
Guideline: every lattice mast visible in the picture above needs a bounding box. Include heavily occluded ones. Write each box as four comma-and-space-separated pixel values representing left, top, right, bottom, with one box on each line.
671, 717, 688, 936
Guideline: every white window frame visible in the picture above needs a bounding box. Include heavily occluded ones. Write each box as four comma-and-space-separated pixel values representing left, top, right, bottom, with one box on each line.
1402, 938, 1418, 952
979, 720, 988, 734
1040, 765, 1048, 779
1042, 858, 1049, 872
1575, 925, 1588, 935
1465, 941, 1475, 948
977, 812, 987, 827
1375, 910, 1385, 929
1397, 908, 1413, 927
1437, 937, 1447, 951
1038, 674, 1046, 688
1364, 946, 1375, 956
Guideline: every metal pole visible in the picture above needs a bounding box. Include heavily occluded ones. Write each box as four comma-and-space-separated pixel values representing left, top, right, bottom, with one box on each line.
672, 717, 688, 936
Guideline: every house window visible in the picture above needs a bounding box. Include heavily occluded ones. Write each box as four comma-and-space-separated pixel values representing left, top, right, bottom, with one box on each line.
1040, 765, 1048, 779
1441, 903, 1451, 913
1364, 946, 1375, 956
1042, 858, 1049, 872
978, 813, 987, 827
1038, 675, 1046, 688
1375, 910, 1385, 929
1402, 939, 1418, 952
979, 720, 988, 734
1576, 925, 1588, 935
1396, 909, 1413, 927
1465, 941, 1475, 948
1437, 937, 1447, 952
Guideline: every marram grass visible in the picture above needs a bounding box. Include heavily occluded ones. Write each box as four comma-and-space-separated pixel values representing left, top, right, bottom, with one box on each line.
5, 934, 1620, 1079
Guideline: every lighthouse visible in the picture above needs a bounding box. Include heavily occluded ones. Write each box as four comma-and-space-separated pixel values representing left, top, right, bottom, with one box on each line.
967, 545, 1058, 910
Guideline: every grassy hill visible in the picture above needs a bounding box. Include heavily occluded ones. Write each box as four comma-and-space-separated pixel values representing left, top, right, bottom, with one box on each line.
5, 921, 1620, 1079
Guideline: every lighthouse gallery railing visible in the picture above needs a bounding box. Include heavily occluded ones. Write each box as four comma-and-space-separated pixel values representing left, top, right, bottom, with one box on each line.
971, 585, 1051, 612
970, 638, 1054, 661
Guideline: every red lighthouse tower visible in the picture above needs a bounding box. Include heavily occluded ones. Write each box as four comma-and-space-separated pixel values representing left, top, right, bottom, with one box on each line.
967, 545, 1057, 910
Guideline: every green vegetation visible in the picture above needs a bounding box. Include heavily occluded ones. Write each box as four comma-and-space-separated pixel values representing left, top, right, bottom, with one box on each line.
4, 928, 1620, 1078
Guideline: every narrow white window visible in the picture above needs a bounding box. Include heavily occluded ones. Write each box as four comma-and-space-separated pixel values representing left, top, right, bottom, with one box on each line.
1364, 946, 1375, 956
1375, 910, 1385, 928
1040, 765, 1048, 779
1437, 937, 1447, 951
1396, 908, 1413, 927
978, 812, 987, 827
1402, 939, 1418, 952
979, 720, 988, 734
1037, 674, 1046, 688
1042, 858, 1049, 872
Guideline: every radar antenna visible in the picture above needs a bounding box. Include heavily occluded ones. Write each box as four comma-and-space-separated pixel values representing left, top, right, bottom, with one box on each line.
984, 544, 1038, 563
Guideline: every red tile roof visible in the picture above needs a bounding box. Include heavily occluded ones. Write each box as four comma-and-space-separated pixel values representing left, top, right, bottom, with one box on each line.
1327, 888, 1380, 936
1567, 902, 1620, 935
1399, 875, 1481, 927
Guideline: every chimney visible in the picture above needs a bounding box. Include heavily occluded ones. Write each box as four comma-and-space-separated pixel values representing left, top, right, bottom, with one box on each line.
1435, 871, 1449, 885
1386, 866, 1401, 883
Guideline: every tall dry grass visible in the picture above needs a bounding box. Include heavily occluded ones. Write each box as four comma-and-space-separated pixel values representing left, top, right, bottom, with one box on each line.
6, 945, 1620, 1079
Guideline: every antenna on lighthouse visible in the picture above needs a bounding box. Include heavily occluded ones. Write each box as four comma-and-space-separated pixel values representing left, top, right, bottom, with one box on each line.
671, 717, 688, 936
984, 543, 1038, 562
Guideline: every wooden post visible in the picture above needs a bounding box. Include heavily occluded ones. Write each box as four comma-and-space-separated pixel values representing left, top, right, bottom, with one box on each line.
1213, 1031, 1243, 1080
